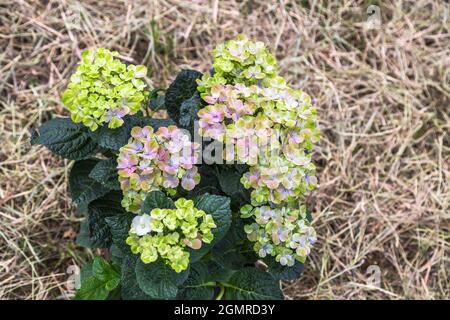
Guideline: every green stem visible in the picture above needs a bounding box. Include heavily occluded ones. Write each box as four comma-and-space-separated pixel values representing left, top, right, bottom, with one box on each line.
215, 284, 225, 300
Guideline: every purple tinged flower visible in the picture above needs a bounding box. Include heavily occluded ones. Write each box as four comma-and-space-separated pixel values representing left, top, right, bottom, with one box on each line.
199, 122, 226, 141
203, 96, 217, 104
281, 169, 300, 190
258, 243, 273, 258
124, 141, 143, 153
287, 130, 303, 145
162, 172, 179, 188
141, 140, 159, 159
305, 174, 318, 189
308, 235, 317, 245
166, 133, 189, 154
279, 253, 295, 266
104, 106, 130, 122
228, 42, 245, 58
138, 159, 154, 175
260, 172, 280, 190
131, 126, 153, 139
258, 207, 274, 223
140, 173, 157, 191
117, 154, 138, 177
181, 167, 200, 191
272, 226, 289, 245
160, 159, 178, 175
198, 105, 225, 124
118, 124, 202, 214
289, 233, 302, 249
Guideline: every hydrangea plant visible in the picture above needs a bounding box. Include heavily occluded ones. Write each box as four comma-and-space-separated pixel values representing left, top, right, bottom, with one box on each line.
30, 36, 319, 301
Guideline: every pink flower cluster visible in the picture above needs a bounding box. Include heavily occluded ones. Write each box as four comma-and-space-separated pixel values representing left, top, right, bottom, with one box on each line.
117, 125, 200, 212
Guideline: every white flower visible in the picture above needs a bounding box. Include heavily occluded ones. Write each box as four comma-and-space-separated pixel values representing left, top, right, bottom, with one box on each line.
130, 214, 152, 236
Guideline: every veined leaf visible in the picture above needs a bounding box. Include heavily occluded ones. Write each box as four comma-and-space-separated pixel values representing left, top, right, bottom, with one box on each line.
165, 69, 202, 123
30, 118, 98, 160
177, 262, 215, 300
90, 115, 174, 151
120, 255, 152, 300
135, 259, 189, 300
223, 268, 283, 300
141, 190, 175, 214
69, 160, 110, 205
89, 158, 121, 190
87, 191, 125, 248
105, 213, 135, 254
75, 257, 120, 300
189, 193, 232, 262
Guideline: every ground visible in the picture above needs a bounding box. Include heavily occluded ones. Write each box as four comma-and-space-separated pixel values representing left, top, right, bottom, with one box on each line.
0, 0, 448, 300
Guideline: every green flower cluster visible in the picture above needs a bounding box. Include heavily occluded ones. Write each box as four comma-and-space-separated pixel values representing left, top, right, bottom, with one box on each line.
241, 204, 316, 266
126, 198, 216, 272
62, 48, 147, 131
197, 34, 277, 96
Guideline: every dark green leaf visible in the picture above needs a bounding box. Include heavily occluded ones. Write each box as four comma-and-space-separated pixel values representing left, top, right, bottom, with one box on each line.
212, 217, 257, 270
75, 257, 121, 300
69, 160, 110, 205
30, 118, 98, 160
110, 244, 125, 266
217, 166, 243, 197
179, 92, 202, 129
105, 213, 135, 254
80, 261, 94, 282
120, 255, 152, 300
205, 260, 235, 283
223, 268, 283, 300
194, 193, 231, 244
264, 257, 305, 281
141, 190, 175, 214
75, 276, 109, 300
92, 257, 120, 291
216, 165, 251, 211
177, 262, 215, 300
76, 219, 94, 248
149, 89, 165, 111
189, 193, 232, 262
106, 286, 122, 300
135, 259, 189, 300
165, 69, 202, 123
90, 115, 174, 151
87, 191, 125, 248
89, 158, 120, 190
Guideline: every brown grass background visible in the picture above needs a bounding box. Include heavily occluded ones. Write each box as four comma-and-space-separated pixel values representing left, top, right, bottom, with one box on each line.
0, 0, 449, 300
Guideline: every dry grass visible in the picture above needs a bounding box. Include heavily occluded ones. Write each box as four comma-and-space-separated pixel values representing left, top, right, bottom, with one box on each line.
0, 0, 448, 300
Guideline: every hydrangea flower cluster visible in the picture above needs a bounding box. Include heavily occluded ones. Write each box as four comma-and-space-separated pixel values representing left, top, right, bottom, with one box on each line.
62, 48, 147, 131
197, 36, 319, 206
197, 35, 319, 266
241, 204, 316, 266
196, 34, 277, 94
117, 125, 200, 213
126, 198, 216, 272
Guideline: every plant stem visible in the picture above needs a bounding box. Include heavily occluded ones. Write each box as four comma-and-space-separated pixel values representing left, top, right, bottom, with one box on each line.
215, 284, 225, 300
